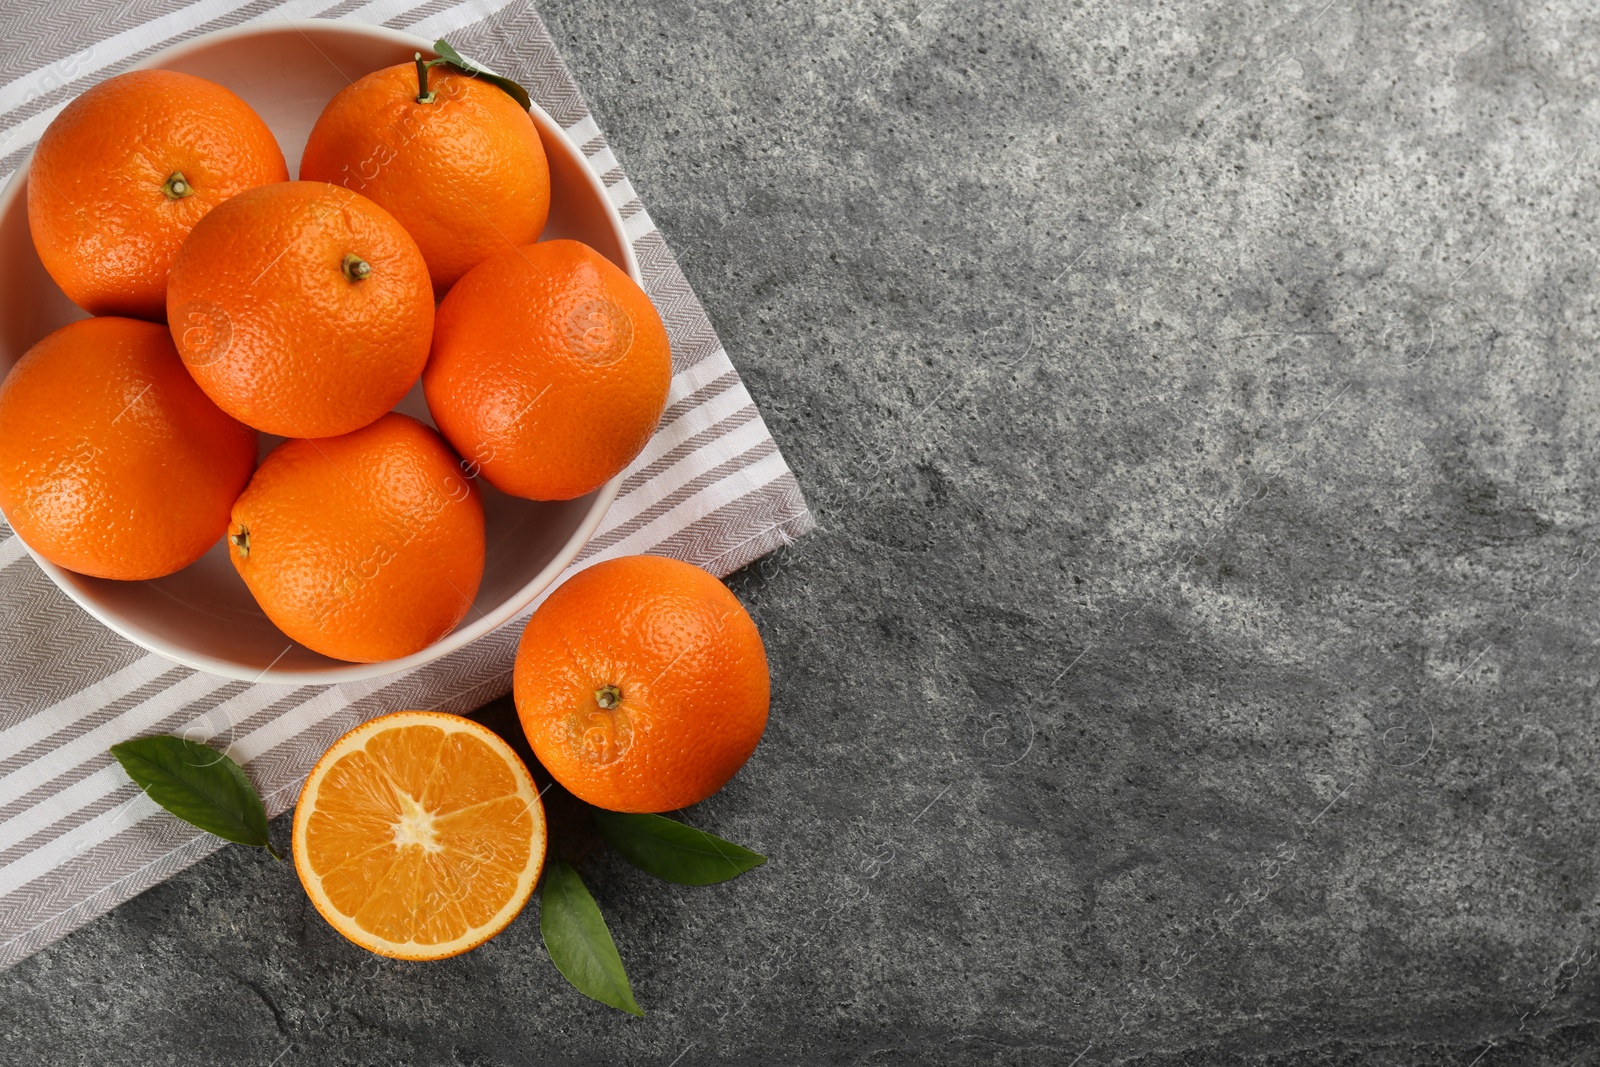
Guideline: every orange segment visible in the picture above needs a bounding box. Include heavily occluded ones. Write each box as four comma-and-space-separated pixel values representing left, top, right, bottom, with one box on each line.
292, 711, 546, 959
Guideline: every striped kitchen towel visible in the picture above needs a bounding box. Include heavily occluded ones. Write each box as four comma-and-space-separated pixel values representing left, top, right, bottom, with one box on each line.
0, 0, 812, 969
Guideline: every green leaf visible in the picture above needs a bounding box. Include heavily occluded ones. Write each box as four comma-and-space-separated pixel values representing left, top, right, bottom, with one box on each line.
593, 810, 767, 885
539, 858, 643, 1016
109, 736, 280, 859
433, 39, 532, 111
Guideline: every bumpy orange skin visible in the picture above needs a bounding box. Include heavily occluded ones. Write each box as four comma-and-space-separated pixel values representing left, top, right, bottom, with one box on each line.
424, 240, 672, 502
299, 63, 550, 294
513, 555, 770, 812
0, 317, 257, 580
28, 70, 287, 320
167, 181, 434, 438
229, 413, 485, 663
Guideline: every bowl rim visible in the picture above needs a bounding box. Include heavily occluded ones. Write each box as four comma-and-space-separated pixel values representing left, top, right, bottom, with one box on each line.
0, 19, 632, 686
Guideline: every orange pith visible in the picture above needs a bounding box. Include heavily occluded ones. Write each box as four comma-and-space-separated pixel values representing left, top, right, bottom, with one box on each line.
293, 711, 547, 960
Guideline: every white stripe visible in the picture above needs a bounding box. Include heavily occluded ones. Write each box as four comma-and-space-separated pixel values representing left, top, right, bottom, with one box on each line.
563, 115, 599, 147
586, 146, 617, 176
623, 205, 656, 243
601, 418, 772, 533
606, 177, 638, 210
0, 536, 28, 572
0, 656, 170, 759
0, 671, 227, 809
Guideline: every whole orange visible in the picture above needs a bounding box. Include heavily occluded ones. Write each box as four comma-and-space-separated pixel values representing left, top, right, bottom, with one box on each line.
513, 555, 769, 812
423, 240, 672, 501
28, 69, 287, 320
0, 317, 257, 580
299, 59, 550, 294
229, 413, 484, 663
166, 181, 433, 439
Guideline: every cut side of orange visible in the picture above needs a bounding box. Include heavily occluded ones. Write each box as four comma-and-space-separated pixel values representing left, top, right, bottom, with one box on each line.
292, 711, 546, 960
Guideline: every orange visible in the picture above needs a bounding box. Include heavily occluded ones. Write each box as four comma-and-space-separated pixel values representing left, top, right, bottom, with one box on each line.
300, 58, 550, 294
423, 239, 672, 501
513, 555, 769, 812
0, 317, 256, 580
293, 710, 547, 960
166, 181, 433, 438
28, 69, 287, 320
228, 413, 484, 663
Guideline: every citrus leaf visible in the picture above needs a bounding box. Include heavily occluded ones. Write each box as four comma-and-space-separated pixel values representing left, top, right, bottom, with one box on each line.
109, 735, 281, 859
539, 858, 643, 1016
433, 39, 532, 110
593, 810, 766, 885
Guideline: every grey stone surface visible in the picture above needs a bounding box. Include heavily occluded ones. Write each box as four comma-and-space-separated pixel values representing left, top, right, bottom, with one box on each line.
7, 0, 1600, 1062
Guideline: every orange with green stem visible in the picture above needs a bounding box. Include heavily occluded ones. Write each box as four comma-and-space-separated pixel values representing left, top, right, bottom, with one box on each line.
299, 48, 550, 294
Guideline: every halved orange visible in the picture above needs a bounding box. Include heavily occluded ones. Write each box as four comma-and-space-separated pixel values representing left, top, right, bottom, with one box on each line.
292, 711, 546, 960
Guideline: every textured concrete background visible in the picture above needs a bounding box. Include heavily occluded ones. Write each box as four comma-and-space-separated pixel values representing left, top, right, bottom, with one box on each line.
6, 0, 1600, 1062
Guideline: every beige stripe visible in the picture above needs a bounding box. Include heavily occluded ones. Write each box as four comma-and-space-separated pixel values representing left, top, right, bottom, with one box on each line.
603, 413, 772, 533
0, 658, 173, 762
586, 438, 780, 556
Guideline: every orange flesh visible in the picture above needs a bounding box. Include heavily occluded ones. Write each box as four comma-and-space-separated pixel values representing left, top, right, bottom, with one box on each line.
294, 712, 545, 959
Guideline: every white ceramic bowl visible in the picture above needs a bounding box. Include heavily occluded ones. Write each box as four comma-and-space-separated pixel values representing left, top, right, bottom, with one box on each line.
0, 21, 631, 685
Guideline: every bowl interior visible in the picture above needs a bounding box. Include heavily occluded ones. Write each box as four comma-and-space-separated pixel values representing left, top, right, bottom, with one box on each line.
0, 22, 628, 684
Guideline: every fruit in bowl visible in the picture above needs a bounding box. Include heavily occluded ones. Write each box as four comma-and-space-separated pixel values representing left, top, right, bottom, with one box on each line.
425, 239, 673, 501
0, 317, 257, 580
300, 52, 551, 294
167, 180, 434, 438
229, 413, 485, 664
0, 24, 667, 680
28, 69, 287, 320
